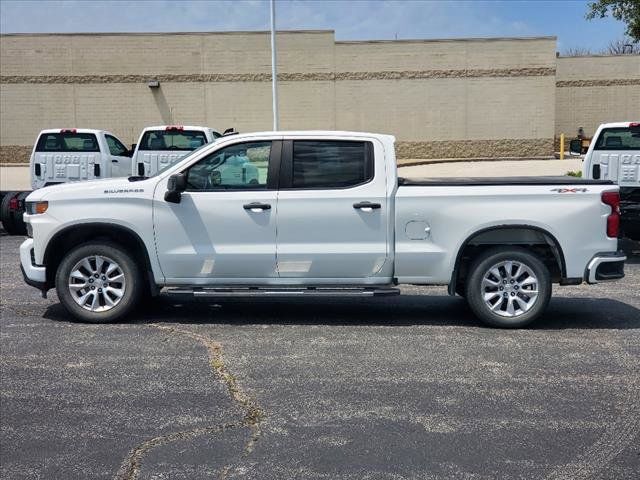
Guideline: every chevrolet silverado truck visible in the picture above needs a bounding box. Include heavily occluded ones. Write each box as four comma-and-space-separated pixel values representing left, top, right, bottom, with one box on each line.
1, 128, 132, 235
131, 125, 221, 177
575, 121, 640, 240
20, 131, 626, 328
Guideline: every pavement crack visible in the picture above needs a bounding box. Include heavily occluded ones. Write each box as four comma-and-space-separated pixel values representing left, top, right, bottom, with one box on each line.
114, 324, 264, 480
114, 423, 241, 480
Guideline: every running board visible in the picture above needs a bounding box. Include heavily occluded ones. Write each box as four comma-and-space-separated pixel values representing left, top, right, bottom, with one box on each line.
164, 286, 400, 298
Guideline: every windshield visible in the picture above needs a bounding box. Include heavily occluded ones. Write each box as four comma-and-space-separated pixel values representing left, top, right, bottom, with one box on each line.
594, 127, 640, 151
138, 130, 208, 151
36, 132, 100, 152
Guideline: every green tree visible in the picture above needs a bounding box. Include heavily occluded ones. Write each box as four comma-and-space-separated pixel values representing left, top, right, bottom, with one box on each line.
586, 0, 640, 42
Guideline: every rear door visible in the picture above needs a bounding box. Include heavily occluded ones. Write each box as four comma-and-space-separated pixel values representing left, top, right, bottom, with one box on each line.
589, 125, 640, 187
275, 138, 389, 279
31, 131, 100, 189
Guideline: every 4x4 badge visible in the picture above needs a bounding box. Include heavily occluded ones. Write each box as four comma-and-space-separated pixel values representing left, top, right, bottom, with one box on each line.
551, 188, 588, 193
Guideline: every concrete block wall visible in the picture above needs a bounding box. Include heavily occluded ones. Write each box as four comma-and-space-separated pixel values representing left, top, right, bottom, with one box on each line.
555, 55, 640, 140
1, 30, 633, 163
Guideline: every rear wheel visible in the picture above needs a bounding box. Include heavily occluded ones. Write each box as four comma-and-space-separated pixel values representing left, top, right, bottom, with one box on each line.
55, 242, 143, 323
1, 191, 19, 235
465, 247, 551, 328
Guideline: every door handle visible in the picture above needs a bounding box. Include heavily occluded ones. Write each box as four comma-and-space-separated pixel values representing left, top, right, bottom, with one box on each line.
353, 201, 381, 211
111, 159, 119, 163
243, 202, 271, 212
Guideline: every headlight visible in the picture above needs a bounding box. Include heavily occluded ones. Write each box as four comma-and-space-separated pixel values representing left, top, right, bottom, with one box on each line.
25, 201, 48, 215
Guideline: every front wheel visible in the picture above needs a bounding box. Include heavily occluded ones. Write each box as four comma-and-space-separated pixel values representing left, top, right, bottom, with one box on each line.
465, 247, 551, 328
55, 242, 143, 323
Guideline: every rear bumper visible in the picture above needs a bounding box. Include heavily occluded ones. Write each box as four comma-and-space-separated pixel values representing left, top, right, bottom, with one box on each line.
585, 251, 626, 284
20, 238, 46, 288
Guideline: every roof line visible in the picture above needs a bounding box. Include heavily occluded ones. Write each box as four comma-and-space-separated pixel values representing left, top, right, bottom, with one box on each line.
0, 29, 335, 37
336, 36, 557, 44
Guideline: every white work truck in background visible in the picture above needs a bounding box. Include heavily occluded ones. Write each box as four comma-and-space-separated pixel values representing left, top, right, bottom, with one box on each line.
1, 129, 133, 235
131, 125, 220, 177
21, 131, 626, 328
577, 121, 640, 240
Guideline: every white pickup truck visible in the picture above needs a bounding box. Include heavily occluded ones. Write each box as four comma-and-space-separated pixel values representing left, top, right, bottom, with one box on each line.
131, 125, 220, 177
20, 131, 626, 328
1, 128, 133, 235
576, 121, 640, 240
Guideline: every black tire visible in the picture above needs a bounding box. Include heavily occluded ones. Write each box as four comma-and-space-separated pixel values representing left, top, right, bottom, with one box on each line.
465, 247, 551, 328
1, 191, 19, 235
11, 192, 29, 236
55, 242, 144, 323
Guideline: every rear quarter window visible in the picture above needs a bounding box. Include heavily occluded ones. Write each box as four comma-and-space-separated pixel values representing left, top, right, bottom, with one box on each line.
594, 127, 640, 151
138, 130, 208, 151
35, 133, 100, 152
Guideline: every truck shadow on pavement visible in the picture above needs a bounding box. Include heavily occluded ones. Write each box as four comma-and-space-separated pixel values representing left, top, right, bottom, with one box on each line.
43, 295, 640, 330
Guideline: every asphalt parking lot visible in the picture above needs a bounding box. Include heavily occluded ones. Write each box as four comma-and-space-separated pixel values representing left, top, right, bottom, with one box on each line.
1, 233, 639, 480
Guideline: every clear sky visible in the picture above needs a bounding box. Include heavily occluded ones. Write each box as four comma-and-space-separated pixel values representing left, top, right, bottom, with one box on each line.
0, 0, 630, 54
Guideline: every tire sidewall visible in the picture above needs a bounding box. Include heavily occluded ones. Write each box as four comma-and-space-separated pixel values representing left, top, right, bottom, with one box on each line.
55, 242, 142, 323
1, 192, 19, 234
466, 247, 551, 328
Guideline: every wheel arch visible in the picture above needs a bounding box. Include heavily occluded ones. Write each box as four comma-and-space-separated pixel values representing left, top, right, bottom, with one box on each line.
43, 222, 157, 294
448, 224, 567, 296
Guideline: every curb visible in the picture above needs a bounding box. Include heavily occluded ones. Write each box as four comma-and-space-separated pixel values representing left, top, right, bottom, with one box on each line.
397, 156, 556, 168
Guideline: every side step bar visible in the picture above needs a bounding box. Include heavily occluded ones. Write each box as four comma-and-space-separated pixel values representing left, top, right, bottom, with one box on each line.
164, 286, 401, 298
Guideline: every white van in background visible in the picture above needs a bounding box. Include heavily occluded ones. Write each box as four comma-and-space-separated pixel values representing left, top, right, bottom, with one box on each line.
578, 121, 640, 240
131, 125, 221, 177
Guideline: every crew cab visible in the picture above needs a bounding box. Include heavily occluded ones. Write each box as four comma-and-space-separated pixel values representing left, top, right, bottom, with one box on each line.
1, 129, 132, 235
132, 125, 220, 177
21, 131, 626, 328
577, 121, 640, 240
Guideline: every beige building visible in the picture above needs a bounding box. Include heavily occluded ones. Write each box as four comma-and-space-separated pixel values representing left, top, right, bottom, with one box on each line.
0, 30, 638, 163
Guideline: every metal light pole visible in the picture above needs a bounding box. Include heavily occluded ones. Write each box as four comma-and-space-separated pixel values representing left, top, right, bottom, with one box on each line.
270, 0, 279, 131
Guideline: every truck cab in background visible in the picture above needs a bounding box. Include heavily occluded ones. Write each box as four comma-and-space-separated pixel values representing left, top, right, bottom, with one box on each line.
1, 129, 133, 235
131, 125, 221, 177
31, 129, 133, 190
580, 122, 640, 240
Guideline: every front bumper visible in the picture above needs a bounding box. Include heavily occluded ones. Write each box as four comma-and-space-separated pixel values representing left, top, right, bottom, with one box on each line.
20, 238, 47, 290
585, 251, 626, 284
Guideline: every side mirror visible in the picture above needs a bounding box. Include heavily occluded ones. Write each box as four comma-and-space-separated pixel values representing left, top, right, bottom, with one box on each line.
131, 143, 137, 151
164, 173, 187, 203
569, 139, 582, 156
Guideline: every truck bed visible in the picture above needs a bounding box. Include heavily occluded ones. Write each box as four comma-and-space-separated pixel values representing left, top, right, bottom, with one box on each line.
398, 176, 615, 187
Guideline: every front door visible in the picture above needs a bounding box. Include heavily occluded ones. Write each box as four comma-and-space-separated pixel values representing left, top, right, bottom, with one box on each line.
154, 140, 280, 283
105, 134, 132, 177
275, 138, 390, 280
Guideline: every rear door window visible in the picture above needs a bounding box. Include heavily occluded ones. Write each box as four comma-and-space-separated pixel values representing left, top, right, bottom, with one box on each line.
35, 133, 100, 152
594, 127, 640, 150
138, 130, 208, 151
290, 140, 373, 189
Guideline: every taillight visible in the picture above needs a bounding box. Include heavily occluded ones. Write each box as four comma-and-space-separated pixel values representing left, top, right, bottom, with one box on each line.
60, 128, 77, 133
9, 196, 19, 211
601, 191, 620, 238
165, 125, 184, 131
